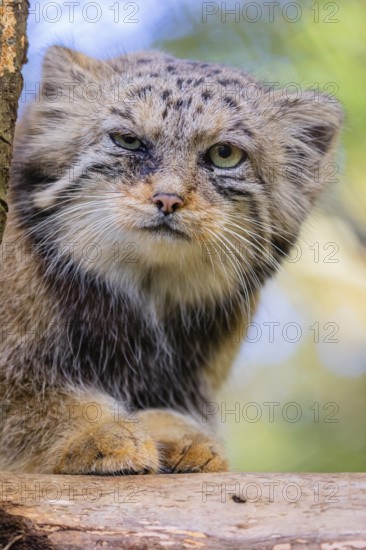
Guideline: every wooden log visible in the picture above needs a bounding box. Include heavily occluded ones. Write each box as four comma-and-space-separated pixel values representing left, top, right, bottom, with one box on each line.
0, 472, 365, 549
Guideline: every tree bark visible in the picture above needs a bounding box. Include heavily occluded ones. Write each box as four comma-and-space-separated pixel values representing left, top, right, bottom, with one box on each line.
0, 472, 365, 549
0, 0, 29, 243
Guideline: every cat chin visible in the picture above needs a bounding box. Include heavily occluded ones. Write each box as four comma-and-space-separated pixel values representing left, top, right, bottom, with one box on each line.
86, 234, 200, 272
99, 258, 237, 309
67, 231, 238, 307
53, 222, 239, 306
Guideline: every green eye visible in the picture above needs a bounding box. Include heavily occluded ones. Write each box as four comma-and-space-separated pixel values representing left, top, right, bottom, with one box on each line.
206, 143, 246, 168
110, 133, 143, 150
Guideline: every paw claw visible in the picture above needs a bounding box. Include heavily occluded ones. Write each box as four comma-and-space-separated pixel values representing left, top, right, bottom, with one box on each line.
160, 434, 228, 473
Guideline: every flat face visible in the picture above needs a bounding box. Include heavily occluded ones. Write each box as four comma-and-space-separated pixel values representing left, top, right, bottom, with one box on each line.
12, 47, 342, 307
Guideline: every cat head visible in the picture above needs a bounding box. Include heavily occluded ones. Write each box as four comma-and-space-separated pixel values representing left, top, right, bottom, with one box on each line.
11, 46, 343, 305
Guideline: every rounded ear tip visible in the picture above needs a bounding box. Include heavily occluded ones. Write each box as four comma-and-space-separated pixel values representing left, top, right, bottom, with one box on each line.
303, 90, 344, 119
318, 95, 344, 127
41, 46, 97, 84
44, 44, 76, 58
41, 46, 73, 86
45, 44, 70, 53
275, 89, 344, 128
326, 97, 344, 122
43, 45, 75, 67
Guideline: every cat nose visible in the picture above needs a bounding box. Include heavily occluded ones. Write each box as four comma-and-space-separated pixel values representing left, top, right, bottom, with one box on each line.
152, 193, 184, 215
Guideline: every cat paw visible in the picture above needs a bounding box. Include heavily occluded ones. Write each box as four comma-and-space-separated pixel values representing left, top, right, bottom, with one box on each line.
160, 434, 228, 473
54, 420, 160, 475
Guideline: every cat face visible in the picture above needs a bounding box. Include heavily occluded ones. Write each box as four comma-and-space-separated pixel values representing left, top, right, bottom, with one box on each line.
11, 47, 342, 304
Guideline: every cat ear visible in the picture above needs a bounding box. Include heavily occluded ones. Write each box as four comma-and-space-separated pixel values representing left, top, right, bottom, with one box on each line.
42, 45, 100, 85
271, 90, 343, 159
37, 46, 106, 112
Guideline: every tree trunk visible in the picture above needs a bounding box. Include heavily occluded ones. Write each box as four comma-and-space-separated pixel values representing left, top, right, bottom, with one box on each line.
0, 0, 29, 243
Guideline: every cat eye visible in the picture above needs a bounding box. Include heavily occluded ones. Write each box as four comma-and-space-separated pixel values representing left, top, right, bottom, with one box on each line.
205, 143, 246, 169
110, 133, 143, 151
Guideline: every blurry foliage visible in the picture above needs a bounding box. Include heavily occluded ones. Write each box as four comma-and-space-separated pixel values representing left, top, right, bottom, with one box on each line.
154, 0, 366, 471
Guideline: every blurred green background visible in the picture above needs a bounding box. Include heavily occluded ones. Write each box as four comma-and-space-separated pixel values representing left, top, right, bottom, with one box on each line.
155, 0, 366, 472
24, 0, 366, 471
